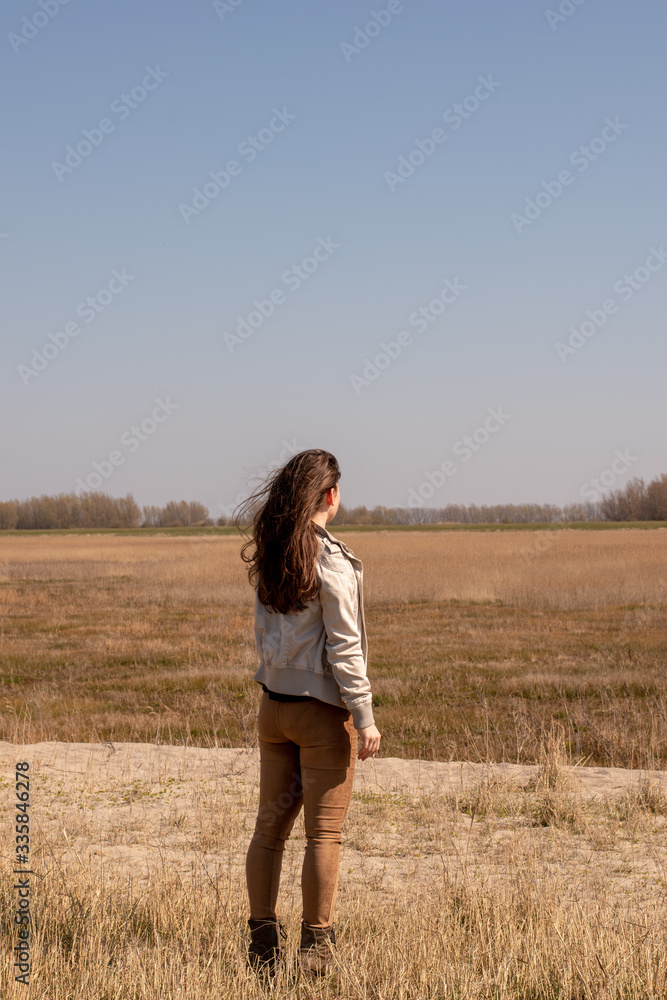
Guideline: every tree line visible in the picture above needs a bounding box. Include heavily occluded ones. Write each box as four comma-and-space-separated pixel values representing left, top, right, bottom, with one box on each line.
0, 474, 665, 529
0, 494, 213, 530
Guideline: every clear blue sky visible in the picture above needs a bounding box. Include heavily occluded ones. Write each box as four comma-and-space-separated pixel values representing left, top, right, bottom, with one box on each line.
2, 0, 665, 515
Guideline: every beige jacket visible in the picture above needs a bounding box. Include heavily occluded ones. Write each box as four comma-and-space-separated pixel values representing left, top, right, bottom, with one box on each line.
252, 521, 375, 730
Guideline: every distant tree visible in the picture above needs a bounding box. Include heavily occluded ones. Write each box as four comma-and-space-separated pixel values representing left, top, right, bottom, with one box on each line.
620, 477, 648, 520
141, 505, 162, 527
141, 499, 210, 527
116, 494, 142, 527
0, 501, 18, 529
646, 474, 667, 520
599, 474, 667, 522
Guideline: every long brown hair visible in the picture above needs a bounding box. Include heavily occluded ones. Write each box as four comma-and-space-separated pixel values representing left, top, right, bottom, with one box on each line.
236, 449, 341, 614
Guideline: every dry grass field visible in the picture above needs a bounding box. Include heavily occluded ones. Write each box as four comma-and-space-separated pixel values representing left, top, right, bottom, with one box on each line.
2, 528, 667, 997
2, 732, 667, 998
1, 529, 667, 766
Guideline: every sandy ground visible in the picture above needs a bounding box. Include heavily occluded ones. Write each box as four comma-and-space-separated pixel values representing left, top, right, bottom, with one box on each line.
2, 741, 666, 913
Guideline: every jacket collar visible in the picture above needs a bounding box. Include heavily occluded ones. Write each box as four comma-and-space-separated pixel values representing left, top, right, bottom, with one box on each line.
312, 520, 357, 560
312, 520, 342, 544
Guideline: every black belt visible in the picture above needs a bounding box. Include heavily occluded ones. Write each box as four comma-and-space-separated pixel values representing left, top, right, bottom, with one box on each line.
262, 683, 312, 703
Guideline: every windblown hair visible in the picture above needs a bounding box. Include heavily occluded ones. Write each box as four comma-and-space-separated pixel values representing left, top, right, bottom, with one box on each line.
236, 449, 341, 614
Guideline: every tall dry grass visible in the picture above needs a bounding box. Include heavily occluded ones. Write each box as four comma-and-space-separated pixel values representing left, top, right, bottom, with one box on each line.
2, 527, 667, 607
2, 852, 665, 999
2, 730, 667, 998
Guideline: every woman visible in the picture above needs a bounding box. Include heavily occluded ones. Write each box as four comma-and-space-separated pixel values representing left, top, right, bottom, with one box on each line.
237, 448, 381, 977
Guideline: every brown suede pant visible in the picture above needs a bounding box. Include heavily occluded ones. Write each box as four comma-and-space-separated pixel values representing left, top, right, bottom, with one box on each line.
245, 690, 356, 928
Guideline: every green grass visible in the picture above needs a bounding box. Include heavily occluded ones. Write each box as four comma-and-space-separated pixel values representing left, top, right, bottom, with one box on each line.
1, 521, 666, 536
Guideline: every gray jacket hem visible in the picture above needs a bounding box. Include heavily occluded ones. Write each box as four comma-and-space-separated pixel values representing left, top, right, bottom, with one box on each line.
253, 663, 375, 730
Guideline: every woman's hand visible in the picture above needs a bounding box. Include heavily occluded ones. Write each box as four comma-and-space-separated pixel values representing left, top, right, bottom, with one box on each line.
356, 724, 381, 761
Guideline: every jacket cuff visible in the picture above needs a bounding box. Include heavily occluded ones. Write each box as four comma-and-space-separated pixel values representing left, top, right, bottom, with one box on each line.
349, 699, 375, 731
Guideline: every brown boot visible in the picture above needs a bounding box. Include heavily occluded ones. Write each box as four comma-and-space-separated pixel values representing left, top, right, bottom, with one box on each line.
247, 917, 285, 975
299, 921, 336, 976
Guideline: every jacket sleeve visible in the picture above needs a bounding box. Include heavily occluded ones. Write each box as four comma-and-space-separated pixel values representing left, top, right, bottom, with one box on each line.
317, 560, 375, 730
